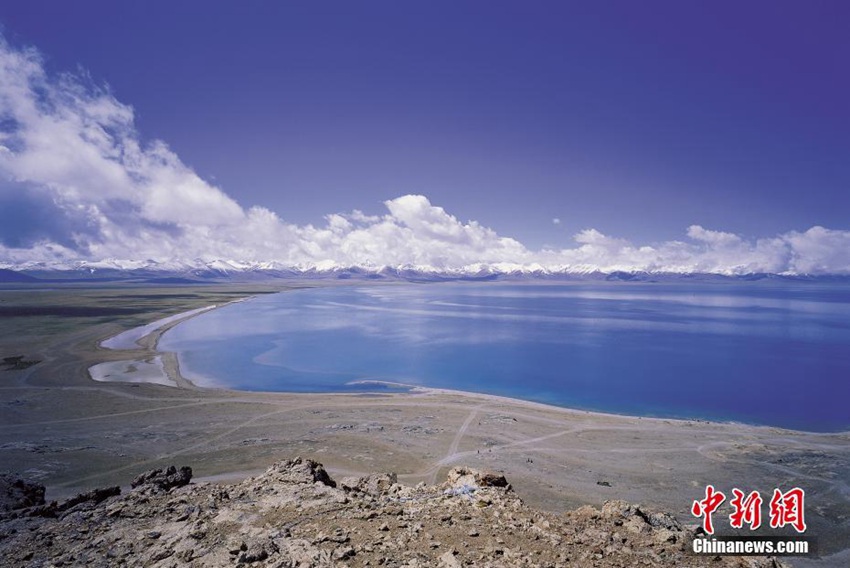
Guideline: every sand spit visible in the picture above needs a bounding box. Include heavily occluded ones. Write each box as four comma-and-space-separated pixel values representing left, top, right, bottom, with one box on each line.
100, 305, 219, 350
0, 284, 848, 566
94, 298, 252, 388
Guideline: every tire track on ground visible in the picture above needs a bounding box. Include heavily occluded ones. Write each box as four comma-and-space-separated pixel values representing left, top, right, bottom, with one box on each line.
425, 405, 484, 484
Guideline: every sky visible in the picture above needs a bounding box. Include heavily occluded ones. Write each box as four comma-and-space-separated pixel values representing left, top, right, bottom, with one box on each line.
0, 1, 848, 273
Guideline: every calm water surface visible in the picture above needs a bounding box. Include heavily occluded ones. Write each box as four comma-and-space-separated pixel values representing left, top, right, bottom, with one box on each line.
159, 282, 850, 432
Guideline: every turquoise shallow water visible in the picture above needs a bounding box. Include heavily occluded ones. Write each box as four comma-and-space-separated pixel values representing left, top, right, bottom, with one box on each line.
159, 281, 850, 432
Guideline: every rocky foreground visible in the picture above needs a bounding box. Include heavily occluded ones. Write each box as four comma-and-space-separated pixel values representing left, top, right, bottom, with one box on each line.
1, 458, 786, 567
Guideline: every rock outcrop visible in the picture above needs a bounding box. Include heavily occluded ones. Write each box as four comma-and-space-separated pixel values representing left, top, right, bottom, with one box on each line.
0, 473, 46, 511
131, 465, 194, 492
0, 458, 787, 567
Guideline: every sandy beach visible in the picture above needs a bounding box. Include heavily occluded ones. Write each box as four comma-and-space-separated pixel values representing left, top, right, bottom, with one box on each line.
1, 283, 848, 565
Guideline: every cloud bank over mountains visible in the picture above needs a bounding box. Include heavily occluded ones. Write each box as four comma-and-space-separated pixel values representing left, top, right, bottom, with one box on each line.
1, 37, 849, 275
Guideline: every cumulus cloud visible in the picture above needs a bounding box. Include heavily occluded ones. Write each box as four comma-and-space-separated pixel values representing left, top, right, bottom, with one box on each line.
0, 36, 849, 275
291, 195, 529, 269
686, 225, 742, 247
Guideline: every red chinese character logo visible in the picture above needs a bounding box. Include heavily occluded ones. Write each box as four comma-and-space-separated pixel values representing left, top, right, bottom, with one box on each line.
729, 488, 762, 530
691, 484, 726, 534
769, 487, 807, 533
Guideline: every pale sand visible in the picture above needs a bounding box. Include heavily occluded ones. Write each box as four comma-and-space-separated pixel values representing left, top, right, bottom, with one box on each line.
100, 304, 219, 350
1, 283, 848, 564
89, 356, 174, 387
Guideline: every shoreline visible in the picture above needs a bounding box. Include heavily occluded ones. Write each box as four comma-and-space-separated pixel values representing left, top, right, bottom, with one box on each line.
95, 297, 850, 437
94, 297, 253, 390
100, 305, 220, 350
2, 283, 849, 564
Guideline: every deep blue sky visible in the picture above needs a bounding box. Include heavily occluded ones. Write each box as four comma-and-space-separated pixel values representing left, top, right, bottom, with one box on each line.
1, 1, 847, 248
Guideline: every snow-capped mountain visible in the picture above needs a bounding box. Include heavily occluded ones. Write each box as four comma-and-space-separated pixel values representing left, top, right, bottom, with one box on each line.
1, 258, 845, 284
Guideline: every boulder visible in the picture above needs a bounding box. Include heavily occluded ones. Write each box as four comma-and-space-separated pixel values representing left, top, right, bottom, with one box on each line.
263, 457, 336, 487
0, 473, 45, 512
131, 465, 193, 491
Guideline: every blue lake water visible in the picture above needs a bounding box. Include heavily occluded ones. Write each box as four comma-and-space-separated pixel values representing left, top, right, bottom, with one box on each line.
158, 282, 850, 432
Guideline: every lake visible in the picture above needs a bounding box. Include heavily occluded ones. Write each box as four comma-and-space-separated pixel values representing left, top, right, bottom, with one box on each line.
158, 281, 850, 432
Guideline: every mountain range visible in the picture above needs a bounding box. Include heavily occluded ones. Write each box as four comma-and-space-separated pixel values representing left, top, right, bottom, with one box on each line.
2, 259, 848, 284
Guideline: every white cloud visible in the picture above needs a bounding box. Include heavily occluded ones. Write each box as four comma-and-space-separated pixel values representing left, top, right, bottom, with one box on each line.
686, 225, 742, 247
783, 226, 850, 274
0, 36, 849, 275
